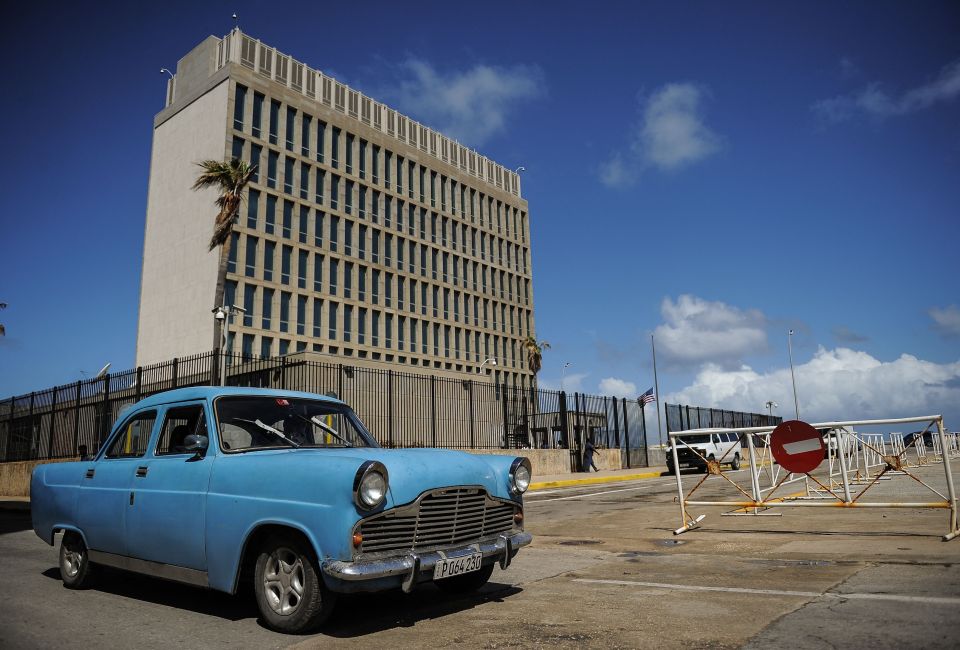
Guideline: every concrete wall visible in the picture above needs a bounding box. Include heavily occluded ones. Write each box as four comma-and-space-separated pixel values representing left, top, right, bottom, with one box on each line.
0, 458, 77, 498
136, 79, 230, 366
467, 448, 621, 477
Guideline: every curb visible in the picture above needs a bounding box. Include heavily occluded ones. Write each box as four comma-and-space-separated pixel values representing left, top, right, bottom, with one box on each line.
530, 470, 667, 491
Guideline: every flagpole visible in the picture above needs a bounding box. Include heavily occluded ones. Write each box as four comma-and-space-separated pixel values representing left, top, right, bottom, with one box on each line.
651, 334, 663, 448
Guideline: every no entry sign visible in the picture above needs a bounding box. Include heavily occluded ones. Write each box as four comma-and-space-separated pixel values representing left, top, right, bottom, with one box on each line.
771, 420, 825, 474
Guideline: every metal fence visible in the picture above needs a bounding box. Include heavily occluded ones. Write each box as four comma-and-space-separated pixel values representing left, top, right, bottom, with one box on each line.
665, 403, 782, 434
0, 350, 650, 471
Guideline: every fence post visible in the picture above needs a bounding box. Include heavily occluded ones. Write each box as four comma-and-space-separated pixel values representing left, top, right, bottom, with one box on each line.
642, 402, 650, 466
521, 386, 529, 448
171, 358, 179, 390
468, 380, 475, 449
135, 367, 142, 402
500, 382, 510, 449
611, 397, 621, 467
280, 356, 287, 390
47, 386, 59, 460
559, 391, 570, 455
5, 397, 14, 462
338, 363, 344, 398
622, 398, 632, 469
430, 375, 437, 448
72, 381, 81, 456
27, 392, 36, 460
387, 370, 394, 449
99, 375, 110, 447
211, 348, 219, 386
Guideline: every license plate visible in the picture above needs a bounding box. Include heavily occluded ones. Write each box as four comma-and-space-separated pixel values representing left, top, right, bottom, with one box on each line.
433, 553, 483, 580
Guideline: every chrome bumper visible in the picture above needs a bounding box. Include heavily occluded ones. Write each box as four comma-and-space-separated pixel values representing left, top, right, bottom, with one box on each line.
322, 531, 532, 593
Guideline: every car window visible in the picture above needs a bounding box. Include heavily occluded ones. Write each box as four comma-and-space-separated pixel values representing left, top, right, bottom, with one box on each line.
105, 411, 157, 459
156, 405, 208, 456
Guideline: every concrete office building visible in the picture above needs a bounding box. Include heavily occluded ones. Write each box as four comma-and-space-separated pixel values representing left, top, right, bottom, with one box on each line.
136, 29, 536, 387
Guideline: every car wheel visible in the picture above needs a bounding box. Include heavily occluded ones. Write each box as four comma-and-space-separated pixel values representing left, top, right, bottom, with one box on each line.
435, 563, 495, 594
731, 453, 741, 471
59, 531, 96, 589
254, 535, 336, 634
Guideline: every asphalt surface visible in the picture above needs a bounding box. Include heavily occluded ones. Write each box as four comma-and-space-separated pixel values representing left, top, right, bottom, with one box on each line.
2, 462, 960, 648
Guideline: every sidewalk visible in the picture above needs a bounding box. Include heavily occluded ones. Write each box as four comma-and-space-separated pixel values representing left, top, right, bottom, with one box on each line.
530, 465, 669, 491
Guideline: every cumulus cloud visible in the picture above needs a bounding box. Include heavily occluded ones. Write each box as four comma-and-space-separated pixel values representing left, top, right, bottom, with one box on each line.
380, 58, 544, 146
539, 371, 589, 394
600, 83, 722, 187
653, 295, 768, 368
930, 305, 960, 338
598, 377, 638, 398
813, 59, 960, 123
670, 347, 960, 424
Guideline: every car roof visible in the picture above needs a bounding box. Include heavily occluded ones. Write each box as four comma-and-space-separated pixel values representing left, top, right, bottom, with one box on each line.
130, 386, 346, 410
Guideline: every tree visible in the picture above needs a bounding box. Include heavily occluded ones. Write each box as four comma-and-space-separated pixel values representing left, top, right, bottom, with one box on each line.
523, 336, 550, 376
0, 301, 6, 337
192, 158, 256, 350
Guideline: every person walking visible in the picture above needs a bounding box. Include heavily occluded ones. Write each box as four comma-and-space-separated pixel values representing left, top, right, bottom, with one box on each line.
584, 436, 599, 472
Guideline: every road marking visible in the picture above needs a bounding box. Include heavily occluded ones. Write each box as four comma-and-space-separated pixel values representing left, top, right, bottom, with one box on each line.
572, 579, 960, 606
526, 482, 674, 503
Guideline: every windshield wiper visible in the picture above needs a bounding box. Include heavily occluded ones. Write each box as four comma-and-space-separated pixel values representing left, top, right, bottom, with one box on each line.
233, 418, 301, 448
293, 413, 353, 447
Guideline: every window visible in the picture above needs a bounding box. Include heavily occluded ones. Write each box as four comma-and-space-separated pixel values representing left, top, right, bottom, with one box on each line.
330, 215, 339, 251
385, 313, 393, 349
316, 169, 325, 205
280, 292, 291, 332
385, 272, 392, 307
299, 206, 309, 243
301, 114, 312, 157
312, 299, 322, 337
331, 127, 341, 168
358, 265, 367, 301
314, 211, 324, 248
419, 165, 426, 203
330, 174, 340, 210
396, 155, 403, 194
243, 284, 255, 327
358, 225, 367, 260
359, 139, 367, 179
359, 185, 367, 219
250, 144, 262, 182
233, 84, 246, 131
106, 410, 157, 458
247, 189, 260, 228
279, 339, 289, 356
344, 261, 353, 298
358, 307, 367, 344
298, 250, 308, 289
345, 180, 353, 214
262, 288, 273, 329
232, 136, 244, 161
281, 245, 291, 284
227, 233, 238, 273
345, 133, 354, 174
430, 171, 436, 207
313, 253, 323, 292
408, 161, 415, 199
384, 150, 392, 188
328, 302, 338, 339
372, 144, 380, 183
265, 195, 276, 234
283, 201, 293, 238
244, 236, 257, 277
284, 157, 294, 194
372, 310, 380, 346
316, 120, 326, 163
260, 337, 272, 359
329, 258, 339, 295
263, 239, 277, 282
252, 92, 264, 138
285, 107, 296, 150
269, 100, 280, 145
297, 295, 307, 335
372, 229, 380, 263
242, 333, 255, 359
422, 321, 429, 354
300, 163, 309, 200
343, 304, 353, 342
267, 151, 278, 188
372, 269, 381, 304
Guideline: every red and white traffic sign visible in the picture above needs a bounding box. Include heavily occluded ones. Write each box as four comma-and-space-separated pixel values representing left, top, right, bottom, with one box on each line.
770, 420, 824, 474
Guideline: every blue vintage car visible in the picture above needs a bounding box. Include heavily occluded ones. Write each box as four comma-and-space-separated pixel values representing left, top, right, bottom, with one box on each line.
31, 387, 532, 633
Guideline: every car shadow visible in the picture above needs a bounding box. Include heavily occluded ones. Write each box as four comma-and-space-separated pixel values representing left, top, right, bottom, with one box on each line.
315, 581, 523, 638
0, 510, 33, 536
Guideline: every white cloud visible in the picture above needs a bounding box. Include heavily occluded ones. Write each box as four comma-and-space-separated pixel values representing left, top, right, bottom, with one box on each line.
598, 377, 638, 398
539, 372, 588, 394
600, 82, 721, 186
670, 347, 960, 424
813, 59, 960, 123
930, 305, 960, 338
653, 295, 768, 367
381, 58, 544, 146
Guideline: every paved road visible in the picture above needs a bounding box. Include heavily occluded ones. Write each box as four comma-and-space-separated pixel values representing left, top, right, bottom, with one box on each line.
2, 464, 960, 648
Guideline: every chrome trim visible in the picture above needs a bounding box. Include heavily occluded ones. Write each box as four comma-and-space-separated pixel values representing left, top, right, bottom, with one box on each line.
509, 457, 532, 495
323, 531, 532, 583
88, 550, 208, 587
353, 460, 388, 510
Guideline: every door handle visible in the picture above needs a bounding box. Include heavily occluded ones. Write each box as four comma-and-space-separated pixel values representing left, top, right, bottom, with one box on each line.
84, 468, 95, 479
135, 466, 148, 478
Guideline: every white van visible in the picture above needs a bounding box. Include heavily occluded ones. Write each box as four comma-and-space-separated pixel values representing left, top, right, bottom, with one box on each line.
667, 429, 743, 473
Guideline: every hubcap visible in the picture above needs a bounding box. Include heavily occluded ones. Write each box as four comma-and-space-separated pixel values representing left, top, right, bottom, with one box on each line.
263, 547, 306, 616
62, 543, 82, 578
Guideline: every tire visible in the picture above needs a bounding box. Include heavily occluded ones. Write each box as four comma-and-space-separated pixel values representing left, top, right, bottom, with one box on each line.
254, 535, 336, 634
59, 531, 96, 589
731, 453, 741, 471
435, 563, 494, 594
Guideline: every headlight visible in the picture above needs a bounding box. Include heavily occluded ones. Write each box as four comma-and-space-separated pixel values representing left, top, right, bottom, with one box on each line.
509, 457, 532, 495
353, 461, 388, 509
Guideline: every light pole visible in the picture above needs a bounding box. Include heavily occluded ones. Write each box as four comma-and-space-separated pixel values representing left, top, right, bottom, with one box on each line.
214, 305, 246, 386
560, 362, 571, 392
160, 68, 174, 79
787, 330, 800, 420
478, 357, 497, 375
765, 400, 778, 418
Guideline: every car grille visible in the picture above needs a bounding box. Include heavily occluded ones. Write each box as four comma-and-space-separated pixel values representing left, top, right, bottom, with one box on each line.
356, 486, 518, 555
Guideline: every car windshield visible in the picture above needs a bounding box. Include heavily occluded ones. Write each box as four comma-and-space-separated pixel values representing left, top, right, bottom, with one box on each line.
682, 434, 712, 444
215, 396, 378, 452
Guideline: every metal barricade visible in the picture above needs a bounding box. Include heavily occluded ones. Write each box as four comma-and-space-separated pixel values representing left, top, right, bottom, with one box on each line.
669, 415, 959, 541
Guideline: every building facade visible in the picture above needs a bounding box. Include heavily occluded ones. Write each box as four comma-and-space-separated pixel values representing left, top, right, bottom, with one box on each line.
137, 30, 536, 386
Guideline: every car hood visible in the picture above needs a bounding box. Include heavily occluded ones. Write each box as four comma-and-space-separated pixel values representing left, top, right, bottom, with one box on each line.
267, 447, 514, 505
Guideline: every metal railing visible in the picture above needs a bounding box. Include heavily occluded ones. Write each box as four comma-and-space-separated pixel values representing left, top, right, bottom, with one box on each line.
0, 350, 649, 471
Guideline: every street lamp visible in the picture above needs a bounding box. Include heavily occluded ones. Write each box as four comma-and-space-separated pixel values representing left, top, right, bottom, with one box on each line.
561, 362, 571, 392
160, 68, 174, 79
787, 330, 800, 420
478, 358, 497, 374
765, 401, 778, 417
214, 304, 246, 386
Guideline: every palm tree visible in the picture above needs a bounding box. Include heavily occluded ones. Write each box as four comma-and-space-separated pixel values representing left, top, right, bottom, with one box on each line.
0, 301, 6, 337
192, 158, 256, 350
523, 336, 550, 377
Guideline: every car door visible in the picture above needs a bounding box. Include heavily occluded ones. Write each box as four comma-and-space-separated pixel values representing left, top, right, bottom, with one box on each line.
124, 402, 213, 570
76, 409, 158, 557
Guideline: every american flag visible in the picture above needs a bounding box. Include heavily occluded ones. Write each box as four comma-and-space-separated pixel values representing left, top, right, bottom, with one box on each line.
639, 388, 656, 404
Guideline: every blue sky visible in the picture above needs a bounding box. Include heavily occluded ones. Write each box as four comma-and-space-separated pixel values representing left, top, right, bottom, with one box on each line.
1, 1, 958, 431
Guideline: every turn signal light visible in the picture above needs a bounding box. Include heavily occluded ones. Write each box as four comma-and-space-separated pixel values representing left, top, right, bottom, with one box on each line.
352, 533, 363, 548
513, 512, 524, 524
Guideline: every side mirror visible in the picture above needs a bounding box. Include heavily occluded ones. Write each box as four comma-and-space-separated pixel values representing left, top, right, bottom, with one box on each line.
183, 434, 209, 458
